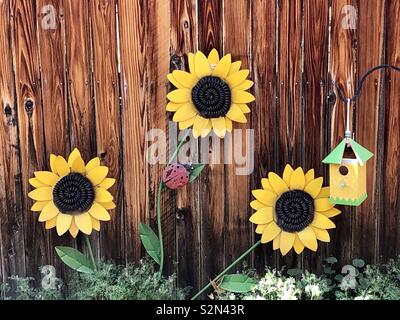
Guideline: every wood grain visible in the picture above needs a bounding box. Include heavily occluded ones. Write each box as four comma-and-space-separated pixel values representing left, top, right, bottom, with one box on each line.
0, 0, 25, 281
353, 0, 385, 263
328, 0, 359, 265
90, 0, 123, 261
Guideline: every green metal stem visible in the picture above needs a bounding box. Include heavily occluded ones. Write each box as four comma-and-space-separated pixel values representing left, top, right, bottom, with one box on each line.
191, 240, 261, 300
84, 235, 97, 272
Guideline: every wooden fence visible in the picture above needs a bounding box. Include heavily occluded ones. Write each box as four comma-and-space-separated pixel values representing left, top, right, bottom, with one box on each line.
0, 0, 399, 293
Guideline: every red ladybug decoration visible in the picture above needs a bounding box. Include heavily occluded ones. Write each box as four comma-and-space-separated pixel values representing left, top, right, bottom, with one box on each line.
162, 164, 190, 190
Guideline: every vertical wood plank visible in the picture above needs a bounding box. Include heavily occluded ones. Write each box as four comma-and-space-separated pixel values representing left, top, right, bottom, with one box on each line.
302, 0, 329, 271
250, 0, 277, 272
380, 0, 400, 262
276, 0, 303, 268
223, 0, 252, 269
11, 0, 47, 280
90, 0, 124, 261
353, 0, 385, 263
118, 0, 147, 263
196, 0, 224, 291
0, 0, 25, 280
328, 0, 359, 265
170, 0, 200, 291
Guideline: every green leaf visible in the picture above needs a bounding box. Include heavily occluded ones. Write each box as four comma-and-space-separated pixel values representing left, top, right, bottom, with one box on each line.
324, 267, 335, 275
139, 223, 161, 265
287, 268, 303, 277
352, 259, 365, 268
219, 274, 257, 293
325, 257, 338, 265
189, 164, 205, 183
55, 246, 94, 274
334, 274, 344, 282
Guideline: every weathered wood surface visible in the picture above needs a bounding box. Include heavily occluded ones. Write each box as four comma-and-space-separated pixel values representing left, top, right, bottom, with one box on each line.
0, 0, 400, 293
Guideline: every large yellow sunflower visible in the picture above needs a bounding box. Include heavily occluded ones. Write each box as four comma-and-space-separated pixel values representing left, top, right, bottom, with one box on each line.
28, 148, 116, 238
167, 49, 255, 138
249, 165, 341, 255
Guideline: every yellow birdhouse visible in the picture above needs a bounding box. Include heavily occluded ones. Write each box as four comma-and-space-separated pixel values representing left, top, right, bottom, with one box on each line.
322, 138, 373, 206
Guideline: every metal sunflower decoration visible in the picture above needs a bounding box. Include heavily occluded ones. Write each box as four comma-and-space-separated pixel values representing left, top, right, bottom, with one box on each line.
28, 148, 116, 273
167, 49, 255, 138
250, 164, 341, 255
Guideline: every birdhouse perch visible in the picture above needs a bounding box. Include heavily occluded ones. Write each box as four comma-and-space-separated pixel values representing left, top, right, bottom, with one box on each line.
322, 138, 373, 206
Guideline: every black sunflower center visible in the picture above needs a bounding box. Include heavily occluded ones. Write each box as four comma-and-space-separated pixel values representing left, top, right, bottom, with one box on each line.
191, 76, 231, 118
275, 190, 315, 232
53, 173, 95, 214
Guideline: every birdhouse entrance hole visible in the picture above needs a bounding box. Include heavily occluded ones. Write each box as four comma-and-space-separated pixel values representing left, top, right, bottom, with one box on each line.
339, 166, 349, 175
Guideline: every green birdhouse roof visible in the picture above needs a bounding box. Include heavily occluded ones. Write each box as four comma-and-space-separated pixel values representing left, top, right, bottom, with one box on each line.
322, 138, 374, 165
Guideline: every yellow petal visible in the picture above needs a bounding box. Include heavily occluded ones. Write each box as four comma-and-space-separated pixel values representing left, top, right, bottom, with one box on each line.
249, 207, 274, 224
238, 103, 251, 113
273, 236, 280, 250
178, 116, 196, 130
50, 154, 57, 173
172, 70, 198, 88
268, 172, 289, 195
167, 89, 191, 103
228, 61, 242, 76
35, 171, 60, 186
232, 90, 255, 103
69, 219, 79, 238
167, 73, 183, 89
305, 169, 315, 185
71, 156, 86, 174
45, 216, 57, 230
250, 200, 265, 210
95, 187, 114, 203
280, 231, 295, 256
173, 103, 198, 122
235, 80, 254, 91
99, 178, 116, 190
320, 207, 341, 218
212, 53, 231, 79
74, 212, 93, 235
211, 117, 226, 138
91, 217, 101, 231
297, 227, 318, 251
312, 227, 330, 242
315, 198, 334, 212
255, 224, 267, 234
261, 178, 274, 193
56, 213, 73, 236
31, 201, 49, 212
68, 148, 82, 167
89, 202, 111, 221
38, 201, 59, 222
28, 187, 53, 201
55, 156, 70, 177
188, 52, 196, 75
208, 48, 219, 65
261, 222, 281, 244
225, 117, 232, 132
86, 166, 109, 186
304, 177, 323, 198
193, 115, 211, 138
29, 178, 47, 188
293, 235, 305, 254
252, 189, 277, 206
101, 201, 116, 210
226, 70, 250, 88
86, 157, 100, 172
282, 164, 294, 186
226, 104, 247, 123
194, 51, 211, 78
312, 212, 336, 229
166, 102, 183, 112
290, 167, 306, 190
317, 187, 330, 199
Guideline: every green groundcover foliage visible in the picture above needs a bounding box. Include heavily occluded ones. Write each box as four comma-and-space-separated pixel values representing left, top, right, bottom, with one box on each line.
1, 257, 400, 300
